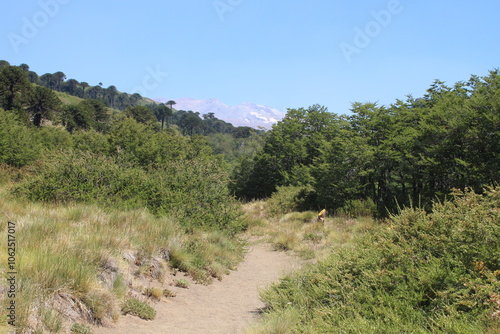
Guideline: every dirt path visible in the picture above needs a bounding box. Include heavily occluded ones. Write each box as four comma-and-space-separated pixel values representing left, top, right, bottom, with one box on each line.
94, 241, 303, 334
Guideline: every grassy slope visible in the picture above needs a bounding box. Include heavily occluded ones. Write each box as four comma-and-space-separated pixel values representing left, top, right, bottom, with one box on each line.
54, 91, 84, 105
0, 177, 244, 333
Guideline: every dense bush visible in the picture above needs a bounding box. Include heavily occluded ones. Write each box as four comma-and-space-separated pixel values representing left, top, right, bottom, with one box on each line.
265, 186, 313, 216
0, 109, 41, 167
259, 188, 500, 333
14, 150, 244, 234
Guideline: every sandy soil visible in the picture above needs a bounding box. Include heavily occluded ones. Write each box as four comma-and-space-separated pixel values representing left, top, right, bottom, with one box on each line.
94, 241, 303, 334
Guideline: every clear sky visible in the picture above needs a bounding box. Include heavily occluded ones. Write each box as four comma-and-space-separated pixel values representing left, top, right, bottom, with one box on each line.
1, 0, 499, 115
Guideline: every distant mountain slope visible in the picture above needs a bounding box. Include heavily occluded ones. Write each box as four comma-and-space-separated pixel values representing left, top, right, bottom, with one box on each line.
154, 97, 285, 129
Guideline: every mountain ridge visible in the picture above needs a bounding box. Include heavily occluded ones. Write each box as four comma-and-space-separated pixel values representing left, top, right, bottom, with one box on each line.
153, 97, 285, 129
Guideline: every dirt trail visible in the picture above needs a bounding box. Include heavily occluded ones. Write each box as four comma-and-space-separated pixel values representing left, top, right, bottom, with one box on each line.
94, 241, 303, 334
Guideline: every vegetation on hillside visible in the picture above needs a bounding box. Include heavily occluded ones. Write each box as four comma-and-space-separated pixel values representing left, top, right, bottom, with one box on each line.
0, 61, 252, 332
0, 60, 262, 140
0, 59, 498, 333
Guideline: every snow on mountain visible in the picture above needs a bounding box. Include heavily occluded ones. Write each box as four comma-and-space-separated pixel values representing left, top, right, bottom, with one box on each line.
153, 97, 285, 129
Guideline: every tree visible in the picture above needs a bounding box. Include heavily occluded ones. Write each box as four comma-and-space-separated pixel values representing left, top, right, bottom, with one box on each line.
64, 79, 79, 95
94, 85, 103, 100
19, 64, 30, 72
166, 100, 176, 117
124, 106, 156, 125
176, 110, 203, 135
27, 71, 39, 84
0, 66, 31, 111
0, 60, 10, 69
115, 93, 130, 110
130, 93, 142, 104
40, 73, 56, 90
203, 112, 215, 120
61, 104, 93, 133
80, 82, 89, 98
106, 85, 118, 109
87, 86, 99, 99
53, 71, 66, 91
60, 99, 110, 133
232, 105, 339, 199
27, 86, 61, 126
81, 99, 110, 132
156, 103, 169, 129
232, 127, 255, 138
0, 108, 41, 166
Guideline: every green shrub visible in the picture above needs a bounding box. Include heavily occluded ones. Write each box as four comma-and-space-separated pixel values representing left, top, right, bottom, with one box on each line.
121, 299, 156, 320
174, 279, 190, 288
0, 109, 41, 167
70, 323, 93, 334
36, 125, 74, 152
259, 188, 500, 333
72, 130, 111, 154
13, 150, 246, 234
266, 186, 312, 216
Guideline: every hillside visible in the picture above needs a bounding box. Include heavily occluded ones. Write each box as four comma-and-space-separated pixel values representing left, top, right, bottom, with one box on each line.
1, 60, 499, 334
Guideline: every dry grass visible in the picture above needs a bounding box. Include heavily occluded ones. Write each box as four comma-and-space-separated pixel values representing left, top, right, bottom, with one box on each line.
243, 201, 375, 261
0, 181, 244, 333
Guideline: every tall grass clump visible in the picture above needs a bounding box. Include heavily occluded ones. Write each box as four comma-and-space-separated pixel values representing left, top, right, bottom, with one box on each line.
255, 188, 500, 333
337, 198, 376, 218
0, 182, 245, 332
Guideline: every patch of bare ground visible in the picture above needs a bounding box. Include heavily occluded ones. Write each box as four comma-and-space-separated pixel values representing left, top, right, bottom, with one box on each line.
94, 239, 304, 334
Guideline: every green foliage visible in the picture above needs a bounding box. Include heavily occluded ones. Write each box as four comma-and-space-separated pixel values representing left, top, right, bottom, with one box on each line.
0, 109, 42, 167
108, 117, 188, 165
27, 85, 61, 127
124, 105, 157, 125
233, 104, 339, 199
266, 186, 313, 216
121, 299, 156, 320
0, 65, 31, 111
36, 125, 74, 153
14, 147, 245, 234
258, 188, 500, 333
234, 71, 500, 217
72, 130, 111, 154
337, 198, 376, 218
70, 323, 93, 334
61, 99, 110, 133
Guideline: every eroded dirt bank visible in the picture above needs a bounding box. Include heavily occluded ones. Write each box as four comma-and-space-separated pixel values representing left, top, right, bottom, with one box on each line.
94, 241, 303, 334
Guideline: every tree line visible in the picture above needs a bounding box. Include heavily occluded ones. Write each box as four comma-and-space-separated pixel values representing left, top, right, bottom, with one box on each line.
231, 70, 500, 216
0, 59, 142, 110
0, 61, 259, 140
3, 59, 497, 217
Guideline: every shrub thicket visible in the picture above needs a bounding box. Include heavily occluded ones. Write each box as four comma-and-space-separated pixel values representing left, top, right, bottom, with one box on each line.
258, 188, 500, 333
13, 151, 244, 234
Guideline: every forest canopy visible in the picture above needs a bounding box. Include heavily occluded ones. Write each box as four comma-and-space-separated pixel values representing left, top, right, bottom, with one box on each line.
231, 70, 500, 216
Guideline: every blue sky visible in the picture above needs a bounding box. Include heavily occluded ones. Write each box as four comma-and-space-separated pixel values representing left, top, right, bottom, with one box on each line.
1, 0, 499, 114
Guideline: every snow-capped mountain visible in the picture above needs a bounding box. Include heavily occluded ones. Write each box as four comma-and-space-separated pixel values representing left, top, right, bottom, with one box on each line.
153, 97, 285, 129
